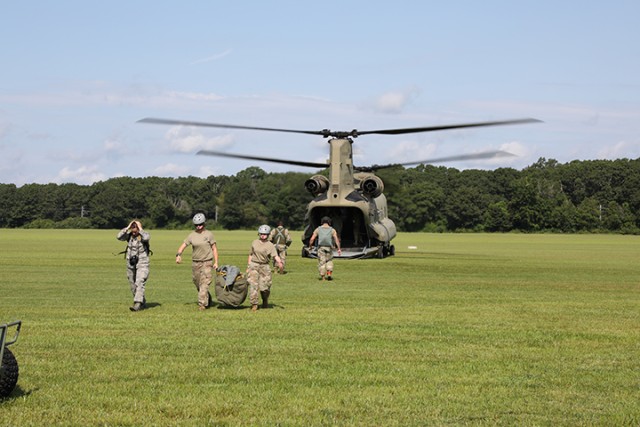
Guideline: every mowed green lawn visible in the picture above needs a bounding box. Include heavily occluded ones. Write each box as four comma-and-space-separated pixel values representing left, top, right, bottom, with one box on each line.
0, 229, 638, 426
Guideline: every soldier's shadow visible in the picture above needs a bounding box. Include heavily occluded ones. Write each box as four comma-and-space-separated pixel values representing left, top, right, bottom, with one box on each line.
215, 303, 285, 310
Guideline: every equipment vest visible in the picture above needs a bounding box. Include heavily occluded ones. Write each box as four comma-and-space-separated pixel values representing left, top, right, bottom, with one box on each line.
317, 227, 333, 247
273, 227, 286, 245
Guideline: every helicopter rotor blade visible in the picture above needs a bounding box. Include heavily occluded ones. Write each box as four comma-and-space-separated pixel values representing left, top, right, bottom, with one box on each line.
139, 117, 541, 138
359, 150, 516, 172
356, 118, 542, 136
138, 118, 327, 136
197, 150, 328, 169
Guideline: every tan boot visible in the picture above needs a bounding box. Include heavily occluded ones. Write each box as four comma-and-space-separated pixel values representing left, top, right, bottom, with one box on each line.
251, 304, 258, 312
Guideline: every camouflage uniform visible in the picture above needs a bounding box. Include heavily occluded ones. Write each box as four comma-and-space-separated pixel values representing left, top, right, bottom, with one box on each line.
309, 223, 341, 279
117, 227, 150, 305
269, 225, 292, 270
317, 246, 334, 277
247, 239, 278, 307
183, 230, 217, 309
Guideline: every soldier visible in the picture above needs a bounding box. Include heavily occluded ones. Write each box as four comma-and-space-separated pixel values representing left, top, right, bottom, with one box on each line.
176, 213, 219, 311
247, 225, 283, 312
117, 219, 151, 311
308, 216, 342, 281
268, 220, 292, 273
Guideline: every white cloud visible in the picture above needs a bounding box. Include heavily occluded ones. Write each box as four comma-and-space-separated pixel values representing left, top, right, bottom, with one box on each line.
386, 140, 437, 164
499, 141, 529, 158
370, 88, 420, 114
152, 163, 191, 176
55, 166, 107, 184
198, 165, 223, 177
0, 83, 225, 110
165, 126, 234, 153
165, 91, 225, 102
597, 140, 640, 160
0, 120, 10, 140
104, 138, 124, 153
190, 49, 233, 65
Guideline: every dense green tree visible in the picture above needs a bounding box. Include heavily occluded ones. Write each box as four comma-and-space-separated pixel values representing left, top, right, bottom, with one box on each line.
444, 186, 486, 230
575, 197, 601, 231
0, 184, 18, 227
2, 158, 640, 234
484, 201, 512, 232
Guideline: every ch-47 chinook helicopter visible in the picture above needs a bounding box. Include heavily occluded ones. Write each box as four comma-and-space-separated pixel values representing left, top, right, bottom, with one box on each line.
139, 117, 540, 259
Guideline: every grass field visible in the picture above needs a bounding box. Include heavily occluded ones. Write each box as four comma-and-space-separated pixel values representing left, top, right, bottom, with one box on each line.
0, 229, 638, 426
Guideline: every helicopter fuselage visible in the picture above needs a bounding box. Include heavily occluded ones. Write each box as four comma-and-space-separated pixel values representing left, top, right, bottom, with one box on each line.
300, 137, 396, 259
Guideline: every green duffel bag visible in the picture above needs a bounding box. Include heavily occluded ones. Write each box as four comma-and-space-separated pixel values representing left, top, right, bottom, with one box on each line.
215, 265, 248, 308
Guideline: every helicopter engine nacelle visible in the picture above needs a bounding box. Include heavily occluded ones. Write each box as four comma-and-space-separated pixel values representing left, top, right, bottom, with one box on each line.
360, 174, 384, 198
305, 175, 330, 196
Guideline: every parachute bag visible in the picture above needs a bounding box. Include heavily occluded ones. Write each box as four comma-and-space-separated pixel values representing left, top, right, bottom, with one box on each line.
215, 266, 248, 308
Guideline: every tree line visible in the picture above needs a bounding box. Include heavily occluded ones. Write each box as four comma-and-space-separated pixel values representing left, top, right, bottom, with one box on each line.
1, 158, 639, 234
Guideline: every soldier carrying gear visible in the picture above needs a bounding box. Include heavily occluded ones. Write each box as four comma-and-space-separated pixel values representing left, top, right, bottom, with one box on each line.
268, 220, 292, 273
176, 213, 220, 311
247, 225, 284, 312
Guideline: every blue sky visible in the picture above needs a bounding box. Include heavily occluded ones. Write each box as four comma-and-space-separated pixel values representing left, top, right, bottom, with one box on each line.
1, 1, 639, 185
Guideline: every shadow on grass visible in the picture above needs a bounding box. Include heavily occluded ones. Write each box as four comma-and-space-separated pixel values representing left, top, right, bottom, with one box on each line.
179, 301, 286, 311
215, 303, 286, 311
0, 385, 36, 402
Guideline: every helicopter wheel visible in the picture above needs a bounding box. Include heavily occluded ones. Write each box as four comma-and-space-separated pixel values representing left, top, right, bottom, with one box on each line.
389, 245, 395, 256
0, 347, 19, 398
377, 246, 384, 259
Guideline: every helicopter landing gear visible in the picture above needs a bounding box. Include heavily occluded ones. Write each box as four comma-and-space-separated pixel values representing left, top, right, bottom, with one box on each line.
0, 320, 21, 398
377, 244, 396, 258
0, 347, 18, 398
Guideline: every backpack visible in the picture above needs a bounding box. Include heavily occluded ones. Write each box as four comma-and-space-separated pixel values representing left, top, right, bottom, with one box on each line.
118, 235, 153, 259
272, 227, 287, 245
215, 265, 248, 308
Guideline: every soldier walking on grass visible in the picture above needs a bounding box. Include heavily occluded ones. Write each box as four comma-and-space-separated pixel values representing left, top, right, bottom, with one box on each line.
308, 216, 341, 281
117, 219, 151, 311
176, 213, 219, 311
269, 220, 292, 273
247, 225, 283, 312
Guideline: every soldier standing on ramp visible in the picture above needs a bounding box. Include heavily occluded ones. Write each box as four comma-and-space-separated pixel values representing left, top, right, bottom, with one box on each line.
308, 216, 342, 281
269, 220, 292, 273
247, 225, 284, 312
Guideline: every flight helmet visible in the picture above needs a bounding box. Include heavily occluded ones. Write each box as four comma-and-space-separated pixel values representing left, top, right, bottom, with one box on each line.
258, 224, 271, 235
192, 213, 206, 225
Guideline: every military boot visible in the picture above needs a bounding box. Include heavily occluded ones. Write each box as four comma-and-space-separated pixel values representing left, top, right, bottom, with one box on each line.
261, 290, 270, 309
130, 302, 142, 312
251, 304, 258, 312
